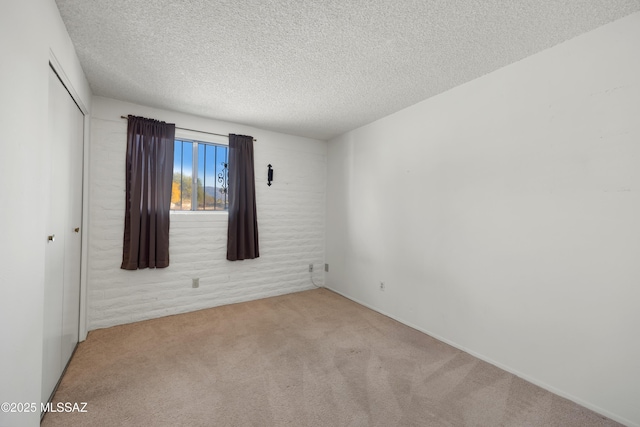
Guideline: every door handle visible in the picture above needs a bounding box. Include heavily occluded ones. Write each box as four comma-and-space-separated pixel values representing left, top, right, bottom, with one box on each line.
48, 234, 55, 243
74, 227, 80, 233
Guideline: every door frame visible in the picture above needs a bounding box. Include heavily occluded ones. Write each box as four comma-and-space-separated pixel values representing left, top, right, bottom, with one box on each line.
49, 50, 90, 342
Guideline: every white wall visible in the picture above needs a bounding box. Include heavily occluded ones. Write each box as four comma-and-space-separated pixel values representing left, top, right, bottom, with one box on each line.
326, 12, 640, 427
0, 1, 91, 426
88, 97, 326, 329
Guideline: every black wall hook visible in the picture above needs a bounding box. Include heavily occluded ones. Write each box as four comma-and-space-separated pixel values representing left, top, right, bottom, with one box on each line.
267, 164, 274, 186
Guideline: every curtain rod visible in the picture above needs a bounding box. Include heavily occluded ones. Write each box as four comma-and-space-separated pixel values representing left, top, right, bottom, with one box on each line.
120, 116, 256, 141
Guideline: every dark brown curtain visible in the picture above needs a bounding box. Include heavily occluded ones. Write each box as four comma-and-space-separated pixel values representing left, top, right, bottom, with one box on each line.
121, 115, 175, 270
227, 134, 259, 261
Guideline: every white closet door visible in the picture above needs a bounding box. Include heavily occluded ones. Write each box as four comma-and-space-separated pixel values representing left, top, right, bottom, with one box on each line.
61, 76, 83, 368
42, 66, 83, 404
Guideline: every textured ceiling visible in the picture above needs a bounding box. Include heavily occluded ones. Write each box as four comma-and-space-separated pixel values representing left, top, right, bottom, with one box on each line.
56, 0, 640, 140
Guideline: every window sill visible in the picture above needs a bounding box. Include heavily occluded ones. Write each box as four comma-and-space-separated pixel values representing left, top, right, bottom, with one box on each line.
170, 210, 228, 215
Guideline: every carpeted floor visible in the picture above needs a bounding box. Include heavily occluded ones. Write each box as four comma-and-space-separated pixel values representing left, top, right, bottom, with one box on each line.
42, 288, 621, 426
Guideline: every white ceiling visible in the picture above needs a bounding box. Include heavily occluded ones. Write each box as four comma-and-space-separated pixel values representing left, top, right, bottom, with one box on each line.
56, 0, 640, 140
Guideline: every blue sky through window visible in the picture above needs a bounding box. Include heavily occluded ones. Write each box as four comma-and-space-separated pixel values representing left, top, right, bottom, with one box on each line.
174, 140, 193, 176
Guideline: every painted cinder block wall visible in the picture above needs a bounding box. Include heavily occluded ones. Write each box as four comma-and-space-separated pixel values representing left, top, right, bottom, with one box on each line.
88, 97, 326, 330
325, 12, 640, 427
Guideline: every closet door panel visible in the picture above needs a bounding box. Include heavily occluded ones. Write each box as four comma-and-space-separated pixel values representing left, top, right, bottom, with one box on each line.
42, 67, 70, 404
61, 92, 83, 366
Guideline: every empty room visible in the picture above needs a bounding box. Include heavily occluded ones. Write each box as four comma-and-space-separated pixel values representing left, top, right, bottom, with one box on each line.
1, 1, 639, 426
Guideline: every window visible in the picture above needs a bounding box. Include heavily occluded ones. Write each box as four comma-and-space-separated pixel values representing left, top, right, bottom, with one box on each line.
171, 139, 229, 211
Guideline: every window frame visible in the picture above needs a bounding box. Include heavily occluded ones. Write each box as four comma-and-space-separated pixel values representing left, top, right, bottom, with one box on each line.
171, 129, 229, 213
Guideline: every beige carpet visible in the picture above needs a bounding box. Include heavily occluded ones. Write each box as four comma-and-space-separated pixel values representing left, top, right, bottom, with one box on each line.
42, 288, 621, 426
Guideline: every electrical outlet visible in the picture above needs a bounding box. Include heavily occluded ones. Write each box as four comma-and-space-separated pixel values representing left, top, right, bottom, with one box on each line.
192, 278, 199, 288
309, 264, 313, 272
324, 263, 329, 272
379, 281, 385, 291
